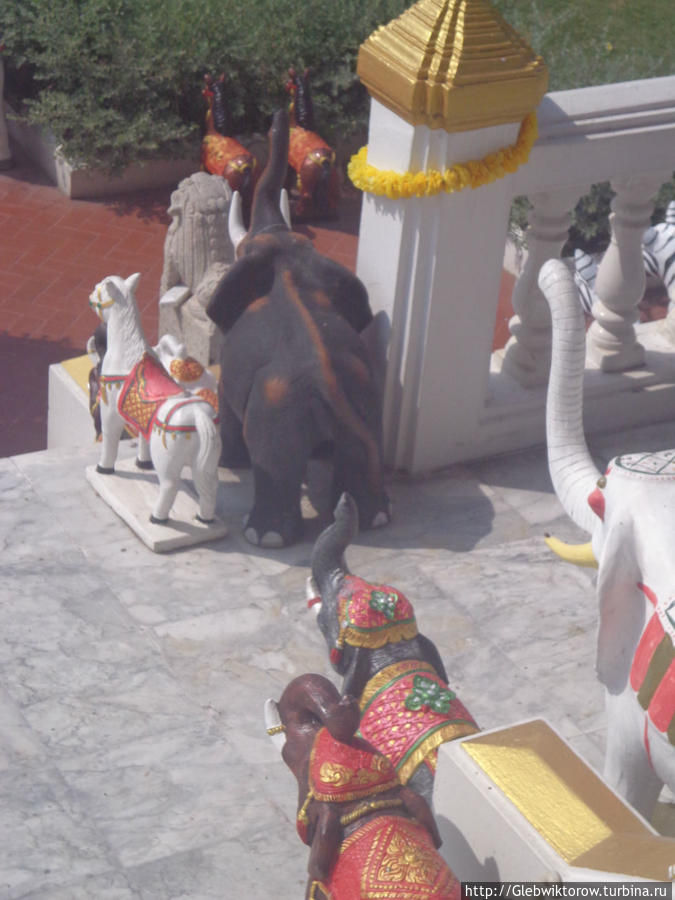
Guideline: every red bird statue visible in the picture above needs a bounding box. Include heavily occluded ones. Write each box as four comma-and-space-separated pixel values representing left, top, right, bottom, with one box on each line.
285, 68, 339, 220
201, 73, 258, 219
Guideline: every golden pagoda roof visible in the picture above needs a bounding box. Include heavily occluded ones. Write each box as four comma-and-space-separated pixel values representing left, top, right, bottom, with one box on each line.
357, 0, 548, 132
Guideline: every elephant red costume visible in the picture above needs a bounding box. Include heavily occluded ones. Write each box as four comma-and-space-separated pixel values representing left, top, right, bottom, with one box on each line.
309, 494, 479, 804
264, 673, 460, 900
206, 110, 389, 547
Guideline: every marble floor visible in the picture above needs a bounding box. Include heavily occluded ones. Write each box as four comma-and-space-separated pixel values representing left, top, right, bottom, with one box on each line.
2, 419, 675, 898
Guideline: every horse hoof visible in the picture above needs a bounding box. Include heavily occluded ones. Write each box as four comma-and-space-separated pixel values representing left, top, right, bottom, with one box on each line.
135, 458, 154, 470
150, 514, 169, 525
96, 465, 115, 475
195, 514, 214, 525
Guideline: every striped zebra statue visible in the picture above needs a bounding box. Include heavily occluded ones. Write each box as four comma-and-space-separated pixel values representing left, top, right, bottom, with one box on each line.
573, 200, 675, 316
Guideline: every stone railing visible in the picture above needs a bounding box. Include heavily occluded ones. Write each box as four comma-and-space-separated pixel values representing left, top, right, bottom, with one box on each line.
357, 76, 675, 472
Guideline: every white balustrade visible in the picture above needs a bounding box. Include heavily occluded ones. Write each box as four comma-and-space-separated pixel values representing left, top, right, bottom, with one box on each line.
587, 175, 665, 371
357, 76, 675, 469
501, 190, 581, 387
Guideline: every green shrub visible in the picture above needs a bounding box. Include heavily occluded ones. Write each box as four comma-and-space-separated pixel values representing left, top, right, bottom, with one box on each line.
2, 0, 674, 248
1, 0, 410, 173
491, 0, 675, 251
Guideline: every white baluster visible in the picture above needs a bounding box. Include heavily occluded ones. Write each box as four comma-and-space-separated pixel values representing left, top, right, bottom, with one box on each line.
586, 176, 662, 371
501, 190, 581, 387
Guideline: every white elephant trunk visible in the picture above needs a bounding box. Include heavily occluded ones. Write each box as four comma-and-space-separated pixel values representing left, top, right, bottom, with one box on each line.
539, 259, 602, 534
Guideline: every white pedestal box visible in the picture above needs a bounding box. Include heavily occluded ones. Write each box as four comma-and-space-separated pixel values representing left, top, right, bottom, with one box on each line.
433, 720, 675, 884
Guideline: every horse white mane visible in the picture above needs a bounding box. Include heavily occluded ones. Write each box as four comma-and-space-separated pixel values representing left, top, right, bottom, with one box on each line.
98, 273, 150, 373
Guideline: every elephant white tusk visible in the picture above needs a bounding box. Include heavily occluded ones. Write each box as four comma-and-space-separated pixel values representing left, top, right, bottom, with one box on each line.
264, 698, 287, 751
228, 191, 247, 250
305, 575, 322, 616
280, 188, 291, 229
544, 534, 598, 569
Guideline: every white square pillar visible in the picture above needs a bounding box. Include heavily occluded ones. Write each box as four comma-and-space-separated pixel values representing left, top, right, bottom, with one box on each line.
356, 101, 519, 473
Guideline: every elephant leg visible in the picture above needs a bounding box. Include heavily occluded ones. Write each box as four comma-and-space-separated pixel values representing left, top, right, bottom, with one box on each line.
242, 396, 309, 547
407, 763, 435, 808
603, 691, 663, 819
218, 395, 250, 467
331, 437, 390, 531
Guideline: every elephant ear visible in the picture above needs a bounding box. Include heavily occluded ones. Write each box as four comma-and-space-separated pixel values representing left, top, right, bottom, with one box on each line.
595, 519, 645, 694
311, 255, 373, 333
206, 247, 275, 333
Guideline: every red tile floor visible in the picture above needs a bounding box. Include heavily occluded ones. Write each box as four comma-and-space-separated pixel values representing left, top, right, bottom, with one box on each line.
0, 151, 519, 458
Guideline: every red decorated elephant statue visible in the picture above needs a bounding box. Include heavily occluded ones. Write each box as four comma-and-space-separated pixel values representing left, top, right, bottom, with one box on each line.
264, 673, 460, 900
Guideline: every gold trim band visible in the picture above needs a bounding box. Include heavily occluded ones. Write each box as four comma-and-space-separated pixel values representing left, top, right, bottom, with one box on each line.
266, 724, 286, 736
339, 797, 403, 827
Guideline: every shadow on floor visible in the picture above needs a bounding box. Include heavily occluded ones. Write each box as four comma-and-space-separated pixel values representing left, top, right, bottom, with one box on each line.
0, 332, 80, 457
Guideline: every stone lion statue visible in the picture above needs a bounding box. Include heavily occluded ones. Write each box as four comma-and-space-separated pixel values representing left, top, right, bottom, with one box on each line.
158, 172, 234, 364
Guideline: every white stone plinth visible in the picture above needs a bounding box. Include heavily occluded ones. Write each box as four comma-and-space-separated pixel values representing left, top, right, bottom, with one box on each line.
86, 458, 228, 552
434, 720, 669, 883
48, 356, 97, 449
357, 100, 519, 474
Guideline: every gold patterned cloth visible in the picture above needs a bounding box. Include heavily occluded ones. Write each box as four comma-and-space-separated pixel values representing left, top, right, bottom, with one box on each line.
319, 816, 459, 900
309, 728, 400, 804
358, 661, 479, 784
118, 353, 184, 441
337, 576, 418, 651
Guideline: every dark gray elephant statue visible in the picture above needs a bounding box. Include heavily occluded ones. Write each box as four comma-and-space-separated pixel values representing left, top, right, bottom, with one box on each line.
308, 493, 479, 804
206, 109, 390, 548
264, 673, 460, 900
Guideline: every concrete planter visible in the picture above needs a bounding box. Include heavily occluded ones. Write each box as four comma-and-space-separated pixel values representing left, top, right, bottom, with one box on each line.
6, 107, 198, 198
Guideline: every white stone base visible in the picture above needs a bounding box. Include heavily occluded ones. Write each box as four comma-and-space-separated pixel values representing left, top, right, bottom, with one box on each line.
434, 720, 668, 883
86, 458, 228, 552
48, 356, 97, 450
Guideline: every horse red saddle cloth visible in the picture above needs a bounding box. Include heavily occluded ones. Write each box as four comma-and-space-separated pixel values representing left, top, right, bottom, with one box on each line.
118, 352, 185, 441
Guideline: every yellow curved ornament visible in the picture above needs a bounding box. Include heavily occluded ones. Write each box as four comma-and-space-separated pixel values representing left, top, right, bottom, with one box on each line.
544, 535, 598, 569
348, 112, 537, 199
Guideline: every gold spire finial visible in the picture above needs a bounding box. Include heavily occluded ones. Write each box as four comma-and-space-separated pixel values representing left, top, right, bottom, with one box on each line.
357, 0, 548, 132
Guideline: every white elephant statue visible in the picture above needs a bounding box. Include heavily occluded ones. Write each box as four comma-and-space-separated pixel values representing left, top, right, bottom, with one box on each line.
539, 257, 675, 819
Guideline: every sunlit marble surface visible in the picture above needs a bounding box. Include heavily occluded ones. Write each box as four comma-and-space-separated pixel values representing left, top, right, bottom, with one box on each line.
1, 419, 674, 898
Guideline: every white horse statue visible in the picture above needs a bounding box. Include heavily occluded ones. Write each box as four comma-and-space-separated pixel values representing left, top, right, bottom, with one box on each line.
89, 273, 221, 524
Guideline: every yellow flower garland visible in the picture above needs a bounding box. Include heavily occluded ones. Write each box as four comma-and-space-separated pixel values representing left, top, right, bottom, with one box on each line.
348, 112, 537, 200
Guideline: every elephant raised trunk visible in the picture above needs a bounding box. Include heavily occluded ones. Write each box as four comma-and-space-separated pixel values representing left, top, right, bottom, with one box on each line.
310, 492, 358, 598
228, 109, 292, 250
539, 259, 602, 534
249, 108, 290, 235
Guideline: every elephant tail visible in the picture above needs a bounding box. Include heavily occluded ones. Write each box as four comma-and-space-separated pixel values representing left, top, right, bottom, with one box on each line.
311, 492, 358, 595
